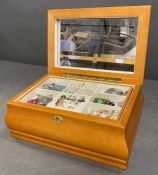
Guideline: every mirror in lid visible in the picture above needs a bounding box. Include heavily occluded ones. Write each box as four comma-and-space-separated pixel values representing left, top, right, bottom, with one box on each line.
57, 18, 138, 73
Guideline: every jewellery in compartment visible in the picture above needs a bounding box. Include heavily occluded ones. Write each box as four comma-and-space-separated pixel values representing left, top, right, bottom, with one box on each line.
93, 98, 115, 106
90, 109, 118, 119
67, 95, 77, 101
27, 94, 53, 106
55, 95, 66, 107
78, 96, 86, 102
55, 94, 86, 108
42, 83, 66, 91
67, 96, 78, 105
27, 98, 40, 105
105, 88, 128, 96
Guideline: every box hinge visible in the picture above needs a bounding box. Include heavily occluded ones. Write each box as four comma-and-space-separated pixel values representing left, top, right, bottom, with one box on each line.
62, 73, 122, 83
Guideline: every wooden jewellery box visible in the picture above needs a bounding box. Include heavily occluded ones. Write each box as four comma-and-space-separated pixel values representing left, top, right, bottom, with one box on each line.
5, 6, 151, 169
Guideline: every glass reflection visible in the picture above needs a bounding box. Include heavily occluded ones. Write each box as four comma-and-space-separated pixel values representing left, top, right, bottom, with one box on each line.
58, 18, 138, 72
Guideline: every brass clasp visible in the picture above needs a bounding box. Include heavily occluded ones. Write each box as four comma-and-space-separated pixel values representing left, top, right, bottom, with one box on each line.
52, 116, 64, 124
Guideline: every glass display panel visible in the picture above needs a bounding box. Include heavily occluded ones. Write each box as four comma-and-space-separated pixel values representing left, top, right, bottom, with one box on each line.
56, 18, 138, 73
18, 77, 132, 120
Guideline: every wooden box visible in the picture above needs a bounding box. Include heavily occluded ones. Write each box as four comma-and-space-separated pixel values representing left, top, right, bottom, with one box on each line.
5, 6, 151, 169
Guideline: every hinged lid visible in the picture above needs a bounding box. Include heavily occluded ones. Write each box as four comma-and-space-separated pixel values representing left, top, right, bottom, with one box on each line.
48, 6, 151, 84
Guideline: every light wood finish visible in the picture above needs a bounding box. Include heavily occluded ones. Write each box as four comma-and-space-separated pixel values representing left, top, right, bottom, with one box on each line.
48, 6, 151, 84
5, 6, 150, 169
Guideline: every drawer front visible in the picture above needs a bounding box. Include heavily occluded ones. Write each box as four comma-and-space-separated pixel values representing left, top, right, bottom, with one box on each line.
6, 106, 127, 159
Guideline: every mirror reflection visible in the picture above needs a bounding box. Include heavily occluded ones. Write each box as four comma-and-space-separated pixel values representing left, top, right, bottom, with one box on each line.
58, 18, 138, 72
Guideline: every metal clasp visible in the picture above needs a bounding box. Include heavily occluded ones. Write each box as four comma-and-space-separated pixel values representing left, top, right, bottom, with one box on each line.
52, 116, 64, 124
